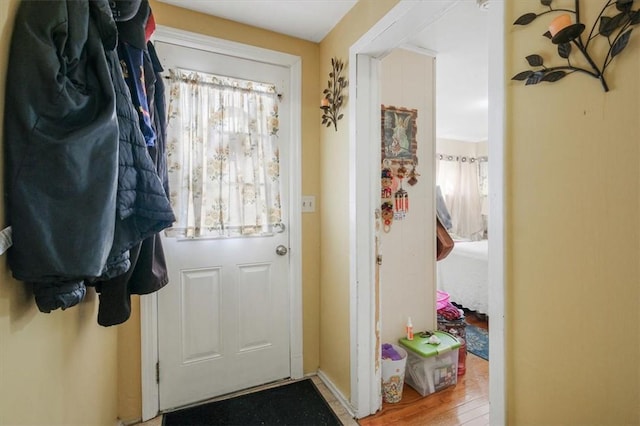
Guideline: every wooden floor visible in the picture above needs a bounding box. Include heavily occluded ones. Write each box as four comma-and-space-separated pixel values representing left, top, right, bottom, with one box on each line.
359, 313, 489, 426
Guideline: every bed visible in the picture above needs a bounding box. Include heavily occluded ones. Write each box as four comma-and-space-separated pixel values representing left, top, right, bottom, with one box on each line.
436, 239, 488, 315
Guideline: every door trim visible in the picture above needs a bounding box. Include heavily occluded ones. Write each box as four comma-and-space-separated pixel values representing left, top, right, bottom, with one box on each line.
140, 26, 303, 421
349, 0, 506, 420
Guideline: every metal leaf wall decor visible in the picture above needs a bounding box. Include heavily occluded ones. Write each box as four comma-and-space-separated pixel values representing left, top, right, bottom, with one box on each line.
321, 57, 348, 131
512, 0, 640, 92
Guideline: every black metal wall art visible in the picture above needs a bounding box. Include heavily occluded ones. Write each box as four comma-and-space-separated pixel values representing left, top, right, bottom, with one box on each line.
321, 57, 348, 131
512, 0, 640, 92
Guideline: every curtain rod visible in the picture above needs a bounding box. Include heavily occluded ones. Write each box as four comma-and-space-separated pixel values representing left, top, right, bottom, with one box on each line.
162, 74, 282, 100
437, 153, 488, 163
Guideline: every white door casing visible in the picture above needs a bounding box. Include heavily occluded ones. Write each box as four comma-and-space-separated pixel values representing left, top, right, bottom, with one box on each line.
349, 0, 506, 421
140, 26, 302, 420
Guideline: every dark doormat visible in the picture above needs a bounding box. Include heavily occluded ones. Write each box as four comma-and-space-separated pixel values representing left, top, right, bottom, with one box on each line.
466, 323, 489, 361
162, 378, 343, 426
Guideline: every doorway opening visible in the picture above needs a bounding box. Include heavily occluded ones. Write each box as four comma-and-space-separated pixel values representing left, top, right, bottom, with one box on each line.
348, 1, 505, 422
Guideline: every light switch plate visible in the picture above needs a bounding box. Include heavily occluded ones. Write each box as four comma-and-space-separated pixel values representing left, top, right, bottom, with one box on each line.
302, 195, 316, 213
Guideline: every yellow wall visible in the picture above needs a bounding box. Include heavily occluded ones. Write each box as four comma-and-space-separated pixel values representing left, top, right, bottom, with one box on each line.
319, 0, 640, 419
318, 0, 400, 399
507, 2, 640, 424
5, 0, 638, 423
116, 298, 142, 422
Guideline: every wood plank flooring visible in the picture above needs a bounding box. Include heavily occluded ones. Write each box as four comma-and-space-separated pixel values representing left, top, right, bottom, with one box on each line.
359, 313, 489, 426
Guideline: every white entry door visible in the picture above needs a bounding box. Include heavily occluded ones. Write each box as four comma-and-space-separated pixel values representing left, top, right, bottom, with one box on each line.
154, 40, 292, 411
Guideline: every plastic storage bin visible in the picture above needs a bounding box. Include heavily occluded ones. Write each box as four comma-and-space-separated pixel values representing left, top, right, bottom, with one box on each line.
399, 331, 461, 397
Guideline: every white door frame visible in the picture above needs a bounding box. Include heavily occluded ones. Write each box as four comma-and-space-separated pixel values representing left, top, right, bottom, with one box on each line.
349, 1, 506, 422
140, 26, 303, 421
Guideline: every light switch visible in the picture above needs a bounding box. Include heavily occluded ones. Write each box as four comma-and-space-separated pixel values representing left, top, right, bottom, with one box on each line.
302, 195, 316, 213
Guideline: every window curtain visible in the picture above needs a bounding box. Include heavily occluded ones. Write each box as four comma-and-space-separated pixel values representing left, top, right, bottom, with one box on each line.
165, 68, 282, 238
436, 154, 485, 240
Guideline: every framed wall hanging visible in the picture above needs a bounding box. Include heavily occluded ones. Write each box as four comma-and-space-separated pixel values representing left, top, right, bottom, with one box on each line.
379, 105, 419, 232
381, 105, 418, 166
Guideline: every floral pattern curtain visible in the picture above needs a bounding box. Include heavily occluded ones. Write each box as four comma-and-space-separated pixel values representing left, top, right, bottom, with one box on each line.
165, 68, 282, 238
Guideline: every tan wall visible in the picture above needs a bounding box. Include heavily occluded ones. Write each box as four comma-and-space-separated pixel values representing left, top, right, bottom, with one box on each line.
436, 138, 487, 158
318, 0, 400, 399
0, 3, 119, 425
475, 140, 488, 157
117, 298, 142, 422
507, 2, 640, 424
6, 1, 638, 423
379, 49, 436, 343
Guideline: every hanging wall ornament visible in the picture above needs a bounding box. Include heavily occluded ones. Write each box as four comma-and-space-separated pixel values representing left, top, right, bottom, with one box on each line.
320, 57, 348, 130
394, 186, 408, 222
381, 201, 394, 233
381, 168, 393, 199
407, 165, 420, 186
392, 162, 408, 221
396, 163, 408, 180
395, 188, 409, 214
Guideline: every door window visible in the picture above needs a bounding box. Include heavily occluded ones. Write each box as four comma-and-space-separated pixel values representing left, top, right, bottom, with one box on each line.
165, 68, 282, 238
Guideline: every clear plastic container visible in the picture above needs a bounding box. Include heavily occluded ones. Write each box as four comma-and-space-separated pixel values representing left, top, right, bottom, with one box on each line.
381, 344, 408, 403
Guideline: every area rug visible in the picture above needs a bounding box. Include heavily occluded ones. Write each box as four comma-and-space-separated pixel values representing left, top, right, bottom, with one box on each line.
465, 324, 489, 360
162, 379, 342, 426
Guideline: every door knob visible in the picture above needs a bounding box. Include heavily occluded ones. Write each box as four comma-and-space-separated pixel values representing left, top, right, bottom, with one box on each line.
275, 245, 288, 256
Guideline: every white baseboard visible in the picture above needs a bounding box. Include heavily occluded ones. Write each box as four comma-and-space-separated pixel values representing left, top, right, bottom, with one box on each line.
316, 370, 356, 419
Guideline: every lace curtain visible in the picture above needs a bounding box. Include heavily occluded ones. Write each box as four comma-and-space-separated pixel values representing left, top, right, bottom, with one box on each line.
436, 154, 486, 240
165, 68, 282, 238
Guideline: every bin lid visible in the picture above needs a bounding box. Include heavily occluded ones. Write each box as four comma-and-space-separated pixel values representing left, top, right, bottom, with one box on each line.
399, 330, 460, 358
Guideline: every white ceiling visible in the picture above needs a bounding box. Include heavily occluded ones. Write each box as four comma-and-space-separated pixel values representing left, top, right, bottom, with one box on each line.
155, 0, 488, 143
408, 0, 489, 142
156, 0, 358, 43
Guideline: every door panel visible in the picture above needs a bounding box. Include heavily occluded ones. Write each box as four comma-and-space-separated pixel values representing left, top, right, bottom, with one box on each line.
180, 268, 222, 363
155, 41, 291, 411
237, 263, 273, 351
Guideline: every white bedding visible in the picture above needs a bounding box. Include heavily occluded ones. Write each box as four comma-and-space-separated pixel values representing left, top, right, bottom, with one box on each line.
436, 239, 488, 315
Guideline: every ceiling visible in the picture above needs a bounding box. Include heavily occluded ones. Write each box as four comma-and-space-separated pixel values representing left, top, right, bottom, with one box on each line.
408, 1, 489, 142
156, 0, 488, 143
156, 0, 358, 43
